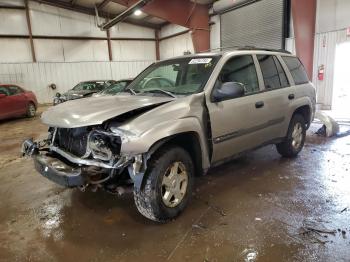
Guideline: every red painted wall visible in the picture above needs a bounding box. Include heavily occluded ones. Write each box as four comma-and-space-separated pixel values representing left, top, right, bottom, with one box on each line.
291, 0, 317, 78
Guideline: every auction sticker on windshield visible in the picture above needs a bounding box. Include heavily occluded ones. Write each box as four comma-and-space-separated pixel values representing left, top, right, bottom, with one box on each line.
189, 58, 212, 64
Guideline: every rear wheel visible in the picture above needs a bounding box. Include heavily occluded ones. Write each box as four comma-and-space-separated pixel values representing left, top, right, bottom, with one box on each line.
26, 103, 36, 118
276, 114, 306, 158
133, 146, 194, 222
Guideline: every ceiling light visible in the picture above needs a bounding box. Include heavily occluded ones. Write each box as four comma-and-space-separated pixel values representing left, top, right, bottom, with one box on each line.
134, 9, 142, 16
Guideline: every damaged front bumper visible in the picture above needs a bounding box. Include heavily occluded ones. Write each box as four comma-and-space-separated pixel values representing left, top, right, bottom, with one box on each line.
34, 154, 84, 187
22, 139, 138, 189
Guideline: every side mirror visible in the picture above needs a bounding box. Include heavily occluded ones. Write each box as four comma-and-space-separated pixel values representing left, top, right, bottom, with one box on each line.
55, 92, 61, 98
0, 94, 6, 99
212, 82, 245, 102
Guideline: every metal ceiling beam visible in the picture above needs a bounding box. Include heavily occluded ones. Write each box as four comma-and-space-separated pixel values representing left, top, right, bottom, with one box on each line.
0, 5, 26, 10
31, 0, 160, 29
25, 0, 36, 62
101, 0, 151, 30
0, 34, 155, 41
112, 0, 210, 52
97, 0, 112, 10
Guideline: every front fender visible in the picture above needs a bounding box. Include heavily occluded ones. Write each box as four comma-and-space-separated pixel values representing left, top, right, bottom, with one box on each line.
120, 117, 210, 170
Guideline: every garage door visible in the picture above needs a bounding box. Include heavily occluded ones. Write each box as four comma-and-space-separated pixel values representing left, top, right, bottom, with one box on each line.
221, 0, 286, 49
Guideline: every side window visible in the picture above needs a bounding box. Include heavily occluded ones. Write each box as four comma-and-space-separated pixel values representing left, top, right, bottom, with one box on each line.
0, 87, 10, 96
257, 55, 285, 89
273, 57, 289, 87
8, 86, 23, 96
217, 55, 259, 95
282, 56, 309, 85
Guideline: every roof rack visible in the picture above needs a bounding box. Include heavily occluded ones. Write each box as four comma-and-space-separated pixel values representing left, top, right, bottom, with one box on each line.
201, 46, 292, 54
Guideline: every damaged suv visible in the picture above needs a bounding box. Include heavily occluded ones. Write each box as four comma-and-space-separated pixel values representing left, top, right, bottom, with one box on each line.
23, 48, 316, 222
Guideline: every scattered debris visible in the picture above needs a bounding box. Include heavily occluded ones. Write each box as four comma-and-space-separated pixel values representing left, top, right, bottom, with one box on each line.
314, 111, 339, 137
315, 125, 327, 136
240, 248, 258, 262
299, 219, 337, 245
340, 207, 348, 213
192, 223, 207, 230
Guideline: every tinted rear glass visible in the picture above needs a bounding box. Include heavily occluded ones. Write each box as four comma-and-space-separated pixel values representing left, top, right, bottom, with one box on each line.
282, 56, 309, 85
257, 55, 283, 89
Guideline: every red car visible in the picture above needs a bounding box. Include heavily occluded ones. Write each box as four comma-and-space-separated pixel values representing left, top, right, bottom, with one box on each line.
0, 85, 38, 121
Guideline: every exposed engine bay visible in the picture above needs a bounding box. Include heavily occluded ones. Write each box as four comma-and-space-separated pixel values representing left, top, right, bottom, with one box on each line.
22, 122, 147, 195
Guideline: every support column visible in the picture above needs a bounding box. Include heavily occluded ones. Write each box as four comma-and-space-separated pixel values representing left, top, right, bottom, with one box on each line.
25, 0, 36, 62
291, 0, 317, 78
155, 30, 160, 60
106, 29, 113, 61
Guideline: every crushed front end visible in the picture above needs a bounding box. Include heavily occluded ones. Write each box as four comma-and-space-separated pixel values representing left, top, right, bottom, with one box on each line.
22, 126, 144, 193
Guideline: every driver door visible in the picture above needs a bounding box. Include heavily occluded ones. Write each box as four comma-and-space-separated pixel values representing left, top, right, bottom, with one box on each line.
207, 55, 271, 163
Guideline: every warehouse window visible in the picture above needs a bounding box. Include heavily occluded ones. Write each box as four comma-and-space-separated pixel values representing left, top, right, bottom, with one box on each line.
218, 55, 259, 95
282, 56, 309, 85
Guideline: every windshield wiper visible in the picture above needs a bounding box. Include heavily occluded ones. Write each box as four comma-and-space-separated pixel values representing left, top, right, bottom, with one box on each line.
124, 87, 137, 95
142, 89, 176, 98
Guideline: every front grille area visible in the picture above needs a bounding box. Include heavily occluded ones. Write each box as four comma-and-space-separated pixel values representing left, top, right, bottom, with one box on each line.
55, 127, 89, 157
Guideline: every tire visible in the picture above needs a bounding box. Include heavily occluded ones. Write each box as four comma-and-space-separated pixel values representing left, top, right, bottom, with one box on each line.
276, 114, 306, 158
133, 146, 194, 222
26, 103, 36, 118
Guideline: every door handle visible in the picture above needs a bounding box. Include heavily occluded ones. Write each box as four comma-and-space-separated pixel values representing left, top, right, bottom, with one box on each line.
255, 101, 264, 109
288, 94, 295, 100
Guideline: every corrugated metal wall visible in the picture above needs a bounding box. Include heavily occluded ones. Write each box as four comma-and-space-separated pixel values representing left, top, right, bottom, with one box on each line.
0, 1, 156, 63
312, 29, 349, 110
313, 0, 350, 110
159, 24, 194, 60
0, 61, 153, 103
0, 1, 156, 104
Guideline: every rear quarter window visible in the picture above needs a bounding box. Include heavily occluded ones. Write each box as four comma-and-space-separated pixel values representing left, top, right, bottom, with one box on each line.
282, 56, 309, 85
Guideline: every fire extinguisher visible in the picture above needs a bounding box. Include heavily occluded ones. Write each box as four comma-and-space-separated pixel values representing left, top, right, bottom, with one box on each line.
318, 65, 325, 81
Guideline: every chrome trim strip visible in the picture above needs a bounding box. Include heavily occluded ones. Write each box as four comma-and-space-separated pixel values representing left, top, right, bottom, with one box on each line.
213, 117, 285, 144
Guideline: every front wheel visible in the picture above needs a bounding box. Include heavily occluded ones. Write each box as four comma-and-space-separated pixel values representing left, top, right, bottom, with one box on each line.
276, 114, 306, 158
26, 103, 36, 118
133, 146, 194, 222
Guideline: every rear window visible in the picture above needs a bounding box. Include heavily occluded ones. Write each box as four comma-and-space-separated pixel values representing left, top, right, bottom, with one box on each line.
282, 56, 309, 85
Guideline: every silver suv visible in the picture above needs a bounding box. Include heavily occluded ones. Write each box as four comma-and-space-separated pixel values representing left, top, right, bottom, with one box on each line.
23, 48, 316, 222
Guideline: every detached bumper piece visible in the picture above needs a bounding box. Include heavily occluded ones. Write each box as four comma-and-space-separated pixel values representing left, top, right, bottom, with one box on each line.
34, 154, 85, 188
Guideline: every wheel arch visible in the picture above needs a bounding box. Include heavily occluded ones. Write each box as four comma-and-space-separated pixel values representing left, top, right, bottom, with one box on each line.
146, 131, 204, 177
292, 105, 312, 128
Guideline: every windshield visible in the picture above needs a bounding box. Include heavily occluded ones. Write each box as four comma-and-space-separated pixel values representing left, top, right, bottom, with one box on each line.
128, 56, 220, 96
72, 81, 110, 91
101, 81, 130, 95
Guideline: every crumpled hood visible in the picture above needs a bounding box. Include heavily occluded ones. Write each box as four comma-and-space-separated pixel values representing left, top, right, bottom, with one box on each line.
42, 95, 174, 128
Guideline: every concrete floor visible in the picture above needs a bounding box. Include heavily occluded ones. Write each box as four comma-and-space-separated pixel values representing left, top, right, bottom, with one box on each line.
0, 106, 349, 262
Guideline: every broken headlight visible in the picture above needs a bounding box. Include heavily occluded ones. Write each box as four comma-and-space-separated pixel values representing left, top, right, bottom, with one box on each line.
88, 131, 121, 161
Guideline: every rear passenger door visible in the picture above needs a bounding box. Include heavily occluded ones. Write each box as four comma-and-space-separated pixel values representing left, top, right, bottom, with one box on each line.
255, 54, 292, 139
